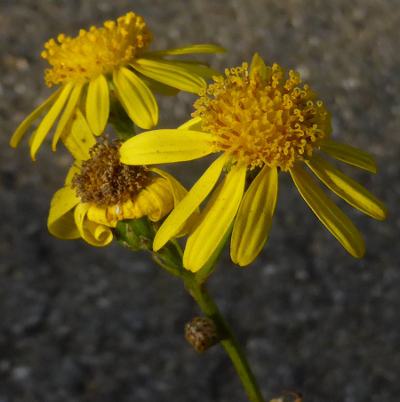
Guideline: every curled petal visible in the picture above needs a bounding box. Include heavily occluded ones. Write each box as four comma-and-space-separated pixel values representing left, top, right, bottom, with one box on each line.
47, 186, 80, 239
74, 203, 113, 247
150, 168, 187, 205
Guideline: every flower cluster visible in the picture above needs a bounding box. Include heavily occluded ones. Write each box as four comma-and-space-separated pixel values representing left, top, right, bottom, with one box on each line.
12, 14, 386, 272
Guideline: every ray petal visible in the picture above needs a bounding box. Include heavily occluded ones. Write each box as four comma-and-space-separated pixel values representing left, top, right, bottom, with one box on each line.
178, 117, 203, 131
142, 44, 227, 57
47, 186, 80, 239
183, 163, 247, 272
153, 154, 227, 251
113, 67, 158, 129
290, 164, 365, 258
74, 203, 113, 247
30, 83, 74, 160
120, 129, 214, 165
320, 140, 377, 173
10, 88, 63, 149
137, 74, 180, 96
132, 58, 206, 94
86, 74, 110, 135
62, 109, 96, 161
52, 83, 83, 151
231, 166, 278, 266
306, 154, 387, 220
150, 167, 188, 205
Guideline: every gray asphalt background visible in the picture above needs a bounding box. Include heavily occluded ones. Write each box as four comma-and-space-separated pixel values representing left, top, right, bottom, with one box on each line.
1, 1, 399, 401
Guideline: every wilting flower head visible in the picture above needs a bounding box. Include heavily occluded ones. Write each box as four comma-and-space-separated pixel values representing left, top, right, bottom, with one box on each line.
120, 53, 387, 271
10, 11, 225, 160
47, 110, 187, 247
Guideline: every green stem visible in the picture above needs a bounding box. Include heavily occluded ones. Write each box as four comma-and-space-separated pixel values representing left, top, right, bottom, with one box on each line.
118, 224, 264, 401
184, 274, 265, 402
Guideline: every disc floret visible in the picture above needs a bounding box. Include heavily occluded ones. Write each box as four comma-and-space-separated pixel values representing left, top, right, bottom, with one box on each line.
41, 12, 152, 86
72, 140, 151, 207
193, 62, 332, 171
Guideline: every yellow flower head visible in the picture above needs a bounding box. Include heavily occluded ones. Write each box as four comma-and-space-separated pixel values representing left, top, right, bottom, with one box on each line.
48, 110, 188, 247
10, 12, 226, 161
42, 13, 152, 86
120, 54, 387, 271
193, 61, 331, 171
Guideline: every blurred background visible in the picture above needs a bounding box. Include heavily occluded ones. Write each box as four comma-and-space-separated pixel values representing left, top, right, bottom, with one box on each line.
1, 1, 399, 401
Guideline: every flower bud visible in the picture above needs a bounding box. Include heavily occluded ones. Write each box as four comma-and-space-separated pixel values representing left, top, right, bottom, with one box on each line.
185, 317, 220, 353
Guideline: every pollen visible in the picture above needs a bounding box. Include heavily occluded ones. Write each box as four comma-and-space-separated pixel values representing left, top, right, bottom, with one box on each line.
41, 12, 152, 87
192, 62, 332, 171
72, 139, 151, 207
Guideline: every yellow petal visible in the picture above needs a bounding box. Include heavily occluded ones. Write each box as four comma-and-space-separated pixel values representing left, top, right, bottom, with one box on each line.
178, 117, 202, 131
132, 58, 206, 94
150, 167, 200, 238
137, 74, 180, 96
87, 204, 116, 227
105, 178, 174, 224
249, 53, 269, 81
142, 44, 227, 57
85, 74, 110, 135
52, 83, 83, 151
140, 178, 175, 222
153, 154, 227, 251
306, 153, 387, 220
74, 203, 113, 247
47, 186, 80, 239
62, 109, 96, 161
120, 129, 214, 165
65, 164, 81, 186
183, 163, 247, 272
30, 83, 74, 161
290, 164, 365, 258
152, 59, 221, 79
10, 88, 62, 149
231, 166, 278, 266
320, 140, 377, 173
113, 67, 158, 129
150, 167, 187, 205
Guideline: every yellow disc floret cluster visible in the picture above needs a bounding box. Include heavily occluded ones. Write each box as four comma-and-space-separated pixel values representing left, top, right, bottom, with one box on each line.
193, 62, 332, 171
41, 12, 152, 86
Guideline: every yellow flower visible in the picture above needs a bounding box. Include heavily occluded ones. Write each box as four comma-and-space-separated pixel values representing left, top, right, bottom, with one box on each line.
47, 109, 187, 247
10, 11, 225, 161
119, 53, 387, 271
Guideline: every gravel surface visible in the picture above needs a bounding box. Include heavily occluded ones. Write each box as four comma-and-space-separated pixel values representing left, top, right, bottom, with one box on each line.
1, 1, 399, 401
